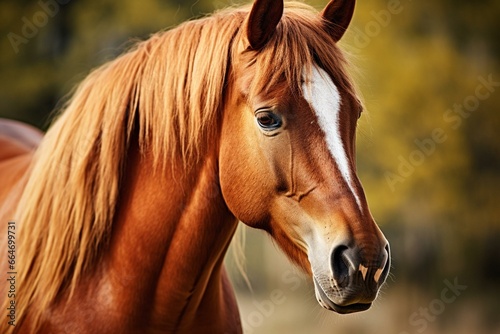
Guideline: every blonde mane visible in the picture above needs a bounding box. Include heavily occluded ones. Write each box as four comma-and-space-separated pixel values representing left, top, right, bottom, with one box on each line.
8, 2, 358, 331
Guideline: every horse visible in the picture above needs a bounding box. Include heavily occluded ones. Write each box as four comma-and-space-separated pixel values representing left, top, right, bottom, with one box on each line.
0, 0, 390, 332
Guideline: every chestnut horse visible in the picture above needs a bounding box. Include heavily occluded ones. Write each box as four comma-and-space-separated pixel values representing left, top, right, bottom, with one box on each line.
0, 0, 390, 333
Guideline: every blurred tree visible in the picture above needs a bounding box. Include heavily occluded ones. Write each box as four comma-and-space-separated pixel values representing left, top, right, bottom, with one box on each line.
0, 0, 234, 128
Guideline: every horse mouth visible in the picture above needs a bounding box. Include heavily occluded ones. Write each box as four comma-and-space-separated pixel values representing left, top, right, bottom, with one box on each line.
313, 277, 372, 314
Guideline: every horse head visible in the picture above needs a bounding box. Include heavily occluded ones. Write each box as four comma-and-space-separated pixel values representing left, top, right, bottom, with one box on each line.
219, 0, 390, 314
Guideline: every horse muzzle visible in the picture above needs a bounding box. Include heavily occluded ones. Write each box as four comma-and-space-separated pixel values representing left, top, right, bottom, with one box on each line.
311, 240, 391, 314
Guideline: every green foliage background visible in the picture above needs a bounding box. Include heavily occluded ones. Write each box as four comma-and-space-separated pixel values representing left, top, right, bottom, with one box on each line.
1, 0, 499, 333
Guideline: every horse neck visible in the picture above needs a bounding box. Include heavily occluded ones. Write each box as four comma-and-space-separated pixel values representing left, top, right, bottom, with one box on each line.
99, 142, 240, 331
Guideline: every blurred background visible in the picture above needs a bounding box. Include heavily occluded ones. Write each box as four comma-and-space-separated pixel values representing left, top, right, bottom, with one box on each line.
1, 0, 499, 333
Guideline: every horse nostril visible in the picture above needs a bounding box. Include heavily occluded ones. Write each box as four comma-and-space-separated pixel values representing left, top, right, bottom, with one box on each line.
331, 245, 350, 287
380, 243, 391, 283
373, 243, 391, 284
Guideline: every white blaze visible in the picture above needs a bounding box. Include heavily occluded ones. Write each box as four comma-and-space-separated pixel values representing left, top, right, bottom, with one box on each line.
302, 65, 361, 209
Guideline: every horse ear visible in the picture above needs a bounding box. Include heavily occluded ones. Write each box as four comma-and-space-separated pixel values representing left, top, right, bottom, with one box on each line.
245, 0, 284, 50
321, 0, 356, 42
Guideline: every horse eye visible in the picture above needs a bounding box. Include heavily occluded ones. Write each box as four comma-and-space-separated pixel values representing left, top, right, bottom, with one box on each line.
255, 111, 282, 130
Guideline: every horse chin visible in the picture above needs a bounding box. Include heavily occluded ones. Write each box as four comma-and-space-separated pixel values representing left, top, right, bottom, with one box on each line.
313, 277, 372, 314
